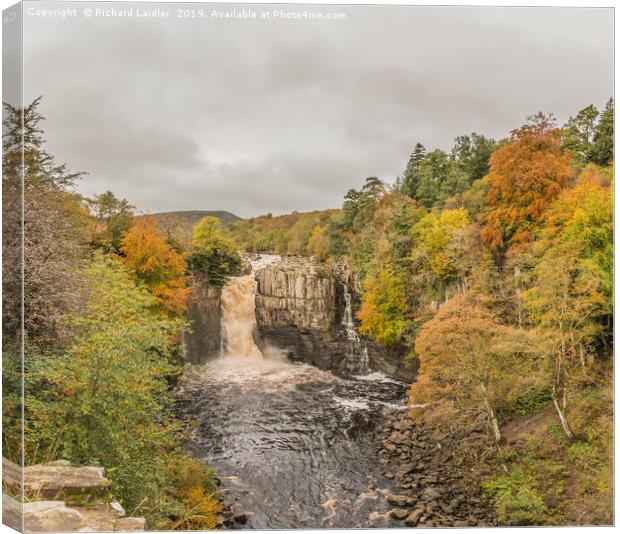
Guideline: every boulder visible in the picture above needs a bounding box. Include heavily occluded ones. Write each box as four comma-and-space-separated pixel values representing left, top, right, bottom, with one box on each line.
2, 459, 146, 532
405, 508, 424, 527
387, 494, 411, 507
116, 517, 147, 531
3, 493, 22, 531
23, 501, 87, 532
3, 458, 110, 502
389, 508, 409, 520
23, 464, 109, 501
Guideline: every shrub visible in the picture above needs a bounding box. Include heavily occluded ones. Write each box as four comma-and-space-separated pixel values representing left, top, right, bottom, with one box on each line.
511, 384, 552, 416
483, 467, 550, 525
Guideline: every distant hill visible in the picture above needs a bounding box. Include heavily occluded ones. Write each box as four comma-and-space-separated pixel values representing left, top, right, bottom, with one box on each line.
152, 210, 241, 227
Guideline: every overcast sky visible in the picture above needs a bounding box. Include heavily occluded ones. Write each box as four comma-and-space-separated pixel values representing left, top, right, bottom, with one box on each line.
13, 2, 615, 217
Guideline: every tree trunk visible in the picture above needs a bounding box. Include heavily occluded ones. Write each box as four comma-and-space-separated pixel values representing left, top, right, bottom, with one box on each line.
480, 383, 502, 444
552, 387, 574, 441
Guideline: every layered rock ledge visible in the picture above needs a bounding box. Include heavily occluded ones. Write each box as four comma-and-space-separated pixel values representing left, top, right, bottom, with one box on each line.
2, 458, 146, 532
255, 258, 335, 331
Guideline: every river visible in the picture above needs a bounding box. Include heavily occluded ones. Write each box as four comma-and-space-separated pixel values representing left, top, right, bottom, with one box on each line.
176, 257, 409, 529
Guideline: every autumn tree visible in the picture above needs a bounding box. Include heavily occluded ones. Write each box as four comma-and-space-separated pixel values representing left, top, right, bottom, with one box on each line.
480, 113, 573, 255
410, 208, 471, 284
525, 252, 608, 440
121, 215, 190, 315
25, 254, 187, 512
189, 216, 241, 287
306, 225, 330, 260
413, 293, 532, 445
357, 267, 409, 346
90, 190, 134, 252
524, 166, 612, 439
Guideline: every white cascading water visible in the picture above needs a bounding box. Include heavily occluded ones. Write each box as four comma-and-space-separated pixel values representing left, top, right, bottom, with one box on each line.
220, 274, 263, 359
219, 255, 281, 361
342, 284, 370, 374
342, 287, 360, 342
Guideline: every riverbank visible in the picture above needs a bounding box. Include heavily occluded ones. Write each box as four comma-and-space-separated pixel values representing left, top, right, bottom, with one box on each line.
374, 408, 496, 527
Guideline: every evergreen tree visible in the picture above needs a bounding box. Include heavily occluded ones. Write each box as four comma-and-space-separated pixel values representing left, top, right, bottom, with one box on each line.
2, 97, 86, 345
590, 98, 614, 166
400, 142, 426, 198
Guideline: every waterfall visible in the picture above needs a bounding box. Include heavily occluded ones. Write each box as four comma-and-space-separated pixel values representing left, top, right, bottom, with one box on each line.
341, 284, 370, 375
220, 273, 263, 359
342, 287, 360, 342
219, 254, 280, 360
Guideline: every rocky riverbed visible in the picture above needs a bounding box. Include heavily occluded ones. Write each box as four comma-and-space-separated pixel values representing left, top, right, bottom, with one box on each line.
374, 409, 496, 527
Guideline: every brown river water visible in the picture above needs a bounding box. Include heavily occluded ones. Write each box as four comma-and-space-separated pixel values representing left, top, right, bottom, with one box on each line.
176, 259, 409, 529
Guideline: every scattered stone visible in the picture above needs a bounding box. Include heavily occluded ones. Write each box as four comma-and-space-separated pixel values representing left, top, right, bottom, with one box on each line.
233, 512, 248, 524
374, 409, 496, 527
390, 508, 409, 520
387, 494, 411, 507
405, 508, 424, 526
110, 500, 125, 517
422, 487, 442, 501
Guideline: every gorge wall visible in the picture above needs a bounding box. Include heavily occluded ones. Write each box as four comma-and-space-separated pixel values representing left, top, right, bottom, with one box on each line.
254, 257, 415, 382
182, 255, 415, 382
184, 272, 222, 364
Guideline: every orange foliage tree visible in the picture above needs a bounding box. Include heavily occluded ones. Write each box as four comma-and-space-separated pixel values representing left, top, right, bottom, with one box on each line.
412, 292, 532, 445
480, 113, 573, 255
121, 215, 190, 315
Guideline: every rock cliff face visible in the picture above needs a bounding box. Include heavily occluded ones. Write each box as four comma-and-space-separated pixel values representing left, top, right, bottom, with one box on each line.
255, 262, 335, 330
254, 257, 415, 382
183, 272, 222, 364
255, 258, 336, 369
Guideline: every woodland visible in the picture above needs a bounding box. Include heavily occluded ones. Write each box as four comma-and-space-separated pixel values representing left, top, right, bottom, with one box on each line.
2, 97, 614, 526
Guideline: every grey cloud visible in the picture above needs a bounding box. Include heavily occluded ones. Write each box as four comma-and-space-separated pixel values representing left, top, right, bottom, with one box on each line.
19, 2, 613, 217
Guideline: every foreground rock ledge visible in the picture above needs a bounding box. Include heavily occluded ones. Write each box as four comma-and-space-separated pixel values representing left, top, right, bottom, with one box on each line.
2, 458, 146, 532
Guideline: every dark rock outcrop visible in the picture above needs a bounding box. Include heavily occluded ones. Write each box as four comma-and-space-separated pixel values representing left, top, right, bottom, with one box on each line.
184, 272, 222, 364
